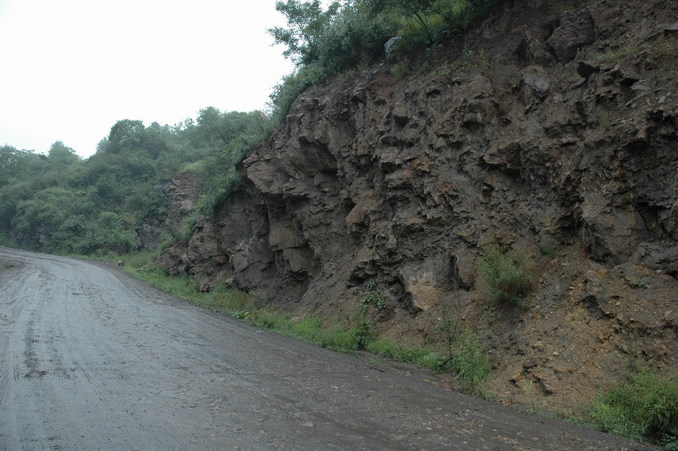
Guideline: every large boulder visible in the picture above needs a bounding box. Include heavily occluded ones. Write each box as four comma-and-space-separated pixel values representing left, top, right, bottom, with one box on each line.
547, 9, 596, 62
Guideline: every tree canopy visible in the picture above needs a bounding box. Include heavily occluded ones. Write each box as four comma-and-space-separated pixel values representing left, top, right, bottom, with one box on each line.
0, 107, 273, 256
269, 0, 341, 66
267, 0, 505, 118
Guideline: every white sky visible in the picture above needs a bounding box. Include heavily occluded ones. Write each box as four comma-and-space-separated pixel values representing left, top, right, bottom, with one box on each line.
0, 0, 295, 157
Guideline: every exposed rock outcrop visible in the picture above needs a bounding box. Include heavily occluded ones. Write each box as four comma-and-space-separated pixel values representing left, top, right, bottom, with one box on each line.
136, 173, 199, 251
159, 0, 677, 413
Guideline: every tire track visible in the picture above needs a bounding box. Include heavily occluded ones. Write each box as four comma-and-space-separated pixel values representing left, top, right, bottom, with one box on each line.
0, 362, 9, 408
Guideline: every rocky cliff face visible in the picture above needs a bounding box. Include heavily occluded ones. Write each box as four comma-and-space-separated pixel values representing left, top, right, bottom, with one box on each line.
159, 0, 677, 413
136, 173, 198, 251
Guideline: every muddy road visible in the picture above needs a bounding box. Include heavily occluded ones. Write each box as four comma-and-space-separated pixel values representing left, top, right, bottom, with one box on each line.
0, 247, 647, 450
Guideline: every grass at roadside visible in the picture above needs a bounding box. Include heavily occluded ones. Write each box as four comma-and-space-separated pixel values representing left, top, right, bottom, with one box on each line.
103, 252, 675, 449
0, 259, 17, 271
587, 368, 678, 450
113, 252, 492, 394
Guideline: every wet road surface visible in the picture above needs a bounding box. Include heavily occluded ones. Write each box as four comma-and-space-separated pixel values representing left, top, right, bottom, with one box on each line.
0, 247, 649, 450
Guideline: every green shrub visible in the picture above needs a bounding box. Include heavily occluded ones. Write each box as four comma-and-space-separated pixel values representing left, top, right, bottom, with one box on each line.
360, 282, 387, 313
205, 283, 251, 312
538, 243, 558, 258
598, 110, 611, 130
248, 312, 374, 353
589, 370, 678, 448
391, 0, 506, 55
597, 45, 641, 64
449, 329, 491, 393
268, 65, 325, 121
250, 309, 291, 331
365, 338, 449, 372
286, 316, 373, 351
477, 245, 533, 306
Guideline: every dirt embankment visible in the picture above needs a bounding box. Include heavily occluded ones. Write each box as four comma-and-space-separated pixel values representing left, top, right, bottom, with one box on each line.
158, 0, 678, 414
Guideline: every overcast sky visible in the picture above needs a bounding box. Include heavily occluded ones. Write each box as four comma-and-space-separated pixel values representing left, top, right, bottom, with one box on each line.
0, 0, 295, 157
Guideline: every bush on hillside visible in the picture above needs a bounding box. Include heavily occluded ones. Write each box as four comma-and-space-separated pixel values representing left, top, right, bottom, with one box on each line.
477, 245, 533, 307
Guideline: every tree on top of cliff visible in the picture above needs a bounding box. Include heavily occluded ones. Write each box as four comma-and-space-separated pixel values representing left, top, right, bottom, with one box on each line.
269, 0, 342, 66
268, 0, 505, 120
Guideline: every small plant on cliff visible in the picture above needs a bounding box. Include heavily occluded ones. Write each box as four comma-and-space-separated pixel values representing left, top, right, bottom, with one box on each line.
449, 329, 491, 394
360, 282, 387, 313
477, 245, 533, 307
588, 369, 678, 449
440, 293, 463, 353
438, 297, 491, 394
598, 110, 612, 130
436, 297, 492, 394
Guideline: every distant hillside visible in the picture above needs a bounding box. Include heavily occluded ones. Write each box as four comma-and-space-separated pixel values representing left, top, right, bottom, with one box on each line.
0, 109, 271, 255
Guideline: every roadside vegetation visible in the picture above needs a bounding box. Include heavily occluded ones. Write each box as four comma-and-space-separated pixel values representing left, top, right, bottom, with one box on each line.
117, 251, 491, 395
588, 367, 678, 450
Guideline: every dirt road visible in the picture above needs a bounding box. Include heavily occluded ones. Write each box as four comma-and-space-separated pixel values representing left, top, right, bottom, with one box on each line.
0, 247, 649, 450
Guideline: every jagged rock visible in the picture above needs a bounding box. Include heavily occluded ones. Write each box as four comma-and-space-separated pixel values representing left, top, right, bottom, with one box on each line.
384, 37, 401, 63
392, 102, 409, 125
450, 248, 476, 290
483, 140, 522, 173
135, 215, 166, 251
576, 60, 599, 79
517, 31, 555, 65
161, 0, 678, 313
520, 65, 551, 105
547, 9, 596, 62
579, 195, 647, 264
136, 173, 198, 250
632, 241, 678, 275
156, 246, 190, 276
665, 21, 678, 34
400, 254, 452, 311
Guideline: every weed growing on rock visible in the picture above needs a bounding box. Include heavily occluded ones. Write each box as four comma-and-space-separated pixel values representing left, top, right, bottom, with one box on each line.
438, 296, 492, 393
477, 245, 533, 307
547, 0, 574, 18
360, 282, 387, 313
598, 110, 612, 130
538, 242, 559, 259
390, 62, 410, 79
597, 45, 641, 64
440, 294, 463, 354
596, 35, 677, 75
